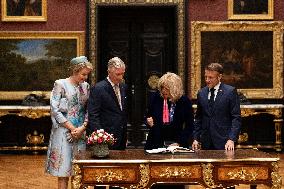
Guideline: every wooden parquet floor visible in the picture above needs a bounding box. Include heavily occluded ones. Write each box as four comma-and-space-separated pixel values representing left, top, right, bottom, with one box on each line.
0, 152, 284, 189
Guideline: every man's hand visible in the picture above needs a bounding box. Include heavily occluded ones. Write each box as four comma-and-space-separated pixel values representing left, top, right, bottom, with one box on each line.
192, 140, 200, 151
225, 139, 234, 151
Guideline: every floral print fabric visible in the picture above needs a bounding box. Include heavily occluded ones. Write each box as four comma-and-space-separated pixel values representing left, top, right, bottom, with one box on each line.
45, 79, 90, 177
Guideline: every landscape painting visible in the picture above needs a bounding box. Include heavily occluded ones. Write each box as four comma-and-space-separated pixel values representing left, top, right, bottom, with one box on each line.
0, 32, 85, 100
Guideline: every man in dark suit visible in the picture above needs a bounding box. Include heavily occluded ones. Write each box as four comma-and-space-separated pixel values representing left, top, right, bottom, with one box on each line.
88, 57, 127, 150
192, 63, 241, 151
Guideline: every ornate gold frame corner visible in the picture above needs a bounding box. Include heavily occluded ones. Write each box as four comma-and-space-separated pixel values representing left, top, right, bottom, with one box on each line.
1, 0, 47, 22
228, 0, 274, 20
89, 0, 186, 85
0, 31, 85, 100
190, 21, 284, 99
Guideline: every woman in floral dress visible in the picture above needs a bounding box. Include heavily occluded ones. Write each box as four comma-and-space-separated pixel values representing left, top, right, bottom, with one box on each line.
45, 56, 93, 189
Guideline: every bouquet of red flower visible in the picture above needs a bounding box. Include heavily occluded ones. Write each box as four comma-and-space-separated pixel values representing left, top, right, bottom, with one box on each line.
86, 129, 115, 146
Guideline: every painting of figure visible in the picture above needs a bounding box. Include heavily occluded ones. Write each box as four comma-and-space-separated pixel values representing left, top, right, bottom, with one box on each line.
1, 0, 47, 21
201, 31, 273, 89
233, 0, 269, 14
7, 0, 42, 16
191, 21, 283, 99
228, 0, 273, 20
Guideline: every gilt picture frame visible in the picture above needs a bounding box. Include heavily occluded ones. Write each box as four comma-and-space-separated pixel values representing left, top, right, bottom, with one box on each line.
0, 31, 85, 100
1, 0, 47, 22
190, 21, 283, 99
228, 0, 273, 20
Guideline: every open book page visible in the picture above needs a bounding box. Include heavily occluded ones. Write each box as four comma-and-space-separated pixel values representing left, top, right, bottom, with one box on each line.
146, 146, 194, 154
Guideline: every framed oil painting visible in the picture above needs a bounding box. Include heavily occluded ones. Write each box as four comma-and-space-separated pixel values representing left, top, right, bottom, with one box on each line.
191, 21, 283, 99
228, 0, 273, 20
0, 31, 85, 100
1, 0, 47, 21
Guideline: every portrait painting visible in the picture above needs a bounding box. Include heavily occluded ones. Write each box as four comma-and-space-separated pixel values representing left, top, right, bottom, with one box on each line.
1, 0, 47, 21
228, 0, 273, 20
0, 31, 85, 100
191, 21, 283, 99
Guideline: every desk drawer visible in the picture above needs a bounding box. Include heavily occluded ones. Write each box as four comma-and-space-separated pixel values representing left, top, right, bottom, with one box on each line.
150, 164, 202, 179
217, 164, 269, 181
82, 164, 140, 184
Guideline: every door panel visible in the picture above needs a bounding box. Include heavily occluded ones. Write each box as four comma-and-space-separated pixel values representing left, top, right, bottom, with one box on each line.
98, 7, 176, 148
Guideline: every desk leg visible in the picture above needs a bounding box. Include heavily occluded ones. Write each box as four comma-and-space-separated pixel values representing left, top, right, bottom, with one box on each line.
72, 164, 83, 189
274, 118, 283, 152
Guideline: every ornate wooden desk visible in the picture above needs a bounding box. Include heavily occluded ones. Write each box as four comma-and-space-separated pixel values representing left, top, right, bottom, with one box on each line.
72, 149, 281, 189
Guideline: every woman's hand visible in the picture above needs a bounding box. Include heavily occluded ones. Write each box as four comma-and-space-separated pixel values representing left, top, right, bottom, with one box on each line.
64, 121, 76, 132
71, 126, 85, 139
192, 140, 200, 151
146, 117, 154, 127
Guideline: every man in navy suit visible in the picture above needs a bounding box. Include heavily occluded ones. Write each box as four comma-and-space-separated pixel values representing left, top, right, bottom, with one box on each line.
192, 63, 241, 151
88, 57, 127, 150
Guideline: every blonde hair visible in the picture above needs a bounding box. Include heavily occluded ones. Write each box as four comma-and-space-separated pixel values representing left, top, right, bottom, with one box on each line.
158, 72, 184, 101
69, 62, 93, 75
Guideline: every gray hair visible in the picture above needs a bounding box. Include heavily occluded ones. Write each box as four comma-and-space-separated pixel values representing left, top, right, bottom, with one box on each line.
107, 57, 125, 70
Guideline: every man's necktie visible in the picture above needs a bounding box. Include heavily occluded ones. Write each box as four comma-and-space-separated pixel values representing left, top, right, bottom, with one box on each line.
209, 88, 215, 108
114, 84, 122, 110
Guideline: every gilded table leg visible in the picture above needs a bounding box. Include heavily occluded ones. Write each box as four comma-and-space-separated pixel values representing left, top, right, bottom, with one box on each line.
72, 164, 83, 189
130, 164, 150, 189
202, 163, 222, 188
271, 162, 282, 189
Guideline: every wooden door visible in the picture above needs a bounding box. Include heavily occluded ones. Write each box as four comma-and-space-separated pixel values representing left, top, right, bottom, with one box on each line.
98, 6, 176, 148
